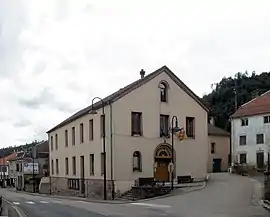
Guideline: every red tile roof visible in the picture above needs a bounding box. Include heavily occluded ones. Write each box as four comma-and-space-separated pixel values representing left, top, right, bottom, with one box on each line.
0, 152, 17, 165
231, 90, 270, 118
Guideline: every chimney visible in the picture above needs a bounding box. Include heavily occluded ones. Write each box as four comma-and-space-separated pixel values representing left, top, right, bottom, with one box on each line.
210, 117, 215, 125
140, 69, 145, 79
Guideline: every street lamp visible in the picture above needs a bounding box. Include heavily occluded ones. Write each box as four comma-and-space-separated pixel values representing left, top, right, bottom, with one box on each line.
89, 97, 107, 200
170, 116, 180, 190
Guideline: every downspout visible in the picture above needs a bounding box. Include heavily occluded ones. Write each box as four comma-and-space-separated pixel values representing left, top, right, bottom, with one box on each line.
109, 102, 115, 199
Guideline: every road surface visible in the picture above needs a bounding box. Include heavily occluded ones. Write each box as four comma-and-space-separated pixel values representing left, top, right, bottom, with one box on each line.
0, 173, 268, 217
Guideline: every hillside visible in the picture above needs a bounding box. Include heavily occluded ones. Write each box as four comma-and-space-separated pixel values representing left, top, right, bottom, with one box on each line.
202, 71, 270, 131
0, 140, 43, 157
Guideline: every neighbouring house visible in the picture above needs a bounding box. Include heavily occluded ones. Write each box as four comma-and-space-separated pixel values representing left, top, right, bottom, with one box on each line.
207, 118, 230, 173
0, 152, 17, 187
12, 141, 49, 192
47, 66, 209, 199
231, 90, 270, 170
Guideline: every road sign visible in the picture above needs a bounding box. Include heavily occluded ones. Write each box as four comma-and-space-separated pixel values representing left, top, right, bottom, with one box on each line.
168, 163, 175, 173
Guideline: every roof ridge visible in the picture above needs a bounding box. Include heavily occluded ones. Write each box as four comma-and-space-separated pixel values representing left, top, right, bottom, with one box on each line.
240, 90, 270, 108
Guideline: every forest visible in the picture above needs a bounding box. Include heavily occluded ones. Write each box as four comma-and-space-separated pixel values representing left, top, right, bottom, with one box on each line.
202, 71, 270, 132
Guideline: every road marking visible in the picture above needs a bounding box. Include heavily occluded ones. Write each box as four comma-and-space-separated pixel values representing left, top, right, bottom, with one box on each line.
40, 201, 49, 204
52, 200, 62, 204
76, 201, 88, 203
130, 202, 171, 208
25, 201, 35, 204
13, 202, 20, 205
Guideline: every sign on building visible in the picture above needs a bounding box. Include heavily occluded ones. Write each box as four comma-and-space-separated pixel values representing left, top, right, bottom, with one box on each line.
23, 163, 39, 175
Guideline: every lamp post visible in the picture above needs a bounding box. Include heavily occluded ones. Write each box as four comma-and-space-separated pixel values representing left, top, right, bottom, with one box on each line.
170, 116, 180, 190
89, 97, 107, 200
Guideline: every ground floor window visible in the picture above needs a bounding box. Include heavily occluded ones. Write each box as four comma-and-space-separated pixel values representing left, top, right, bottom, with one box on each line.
133, 151, 142, 172
68, 178, 80, 190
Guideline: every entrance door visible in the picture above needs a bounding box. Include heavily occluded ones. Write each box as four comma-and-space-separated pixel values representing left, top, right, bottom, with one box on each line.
256, 152, 264, 169
80, 156, 85, 194
155, 160, 169, 181
213, 158, 222, 173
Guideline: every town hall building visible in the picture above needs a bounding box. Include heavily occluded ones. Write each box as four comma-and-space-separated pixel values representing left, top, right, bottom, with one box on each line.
47, 66, 209, 199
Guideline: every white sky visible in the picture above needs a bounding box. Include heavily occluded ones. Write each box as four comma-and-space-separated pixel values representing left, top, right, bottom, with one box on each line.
0, 0, 270, 147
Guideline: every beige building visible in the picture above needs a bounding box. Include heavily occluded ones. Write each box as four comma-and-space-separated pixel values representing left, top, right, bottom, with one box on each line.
207, 122, 230, 173
47, 66, 209, 199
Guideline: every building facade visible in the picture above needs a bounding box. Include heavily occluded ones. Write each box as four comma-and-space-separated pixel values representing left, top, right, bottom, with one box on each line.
207, 122, 230, 173
231, 90, 270, 169
47, 66, 209, 199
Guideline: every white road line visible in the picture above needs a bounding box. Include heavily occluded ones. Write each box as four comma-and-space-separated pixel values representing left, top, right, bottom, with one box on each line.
76, 201, 88, 203
12, 202, 20, 205
40, 201, 49, 204
130, 202, 171, 208
25, 201, 35, 204
52, 200, 62, 204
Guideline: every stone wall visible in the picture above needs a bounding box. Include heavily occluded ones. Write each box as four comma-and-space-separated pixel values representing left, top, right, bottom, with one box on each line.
50, 177, 114, 200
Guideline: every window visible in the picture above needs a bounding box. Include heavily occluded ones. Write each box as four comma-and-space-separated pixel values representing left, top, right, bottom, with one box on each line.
159, 82, 168, 102
264, 116, 270, 124
55, 134, 58, 150
256, 134, 264, 144
133, 151, 142, 172
65, 157, 69, 175
80, 123, 84, 143
239, 136, 247, 145
51, 160, 54, 175
101, 153, 105, 175
68, 179, 80, 190
131, 112, 142, 136
89, 119, 94, 140
239, 136, 246, 146
241, 118, 248, 126
72, 156, 76, 175
100, 115, 105, 137
239, 153, 247, 164
56, 159, 59, 174
90, 154, 94, 175
186, 117, 195, 138
65, 130, 68, 147
72, 127, 75, 146
160, 115, 169, 137
50, 136, 53, 151
211, 142, 215, 154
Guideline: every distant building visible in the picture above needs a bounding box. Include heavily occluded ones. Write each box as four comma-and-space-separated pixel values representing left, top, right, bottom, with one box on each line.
10, 141, 49, 192
231, 90, 270, 169
0, 152, 17, 186
207, 118, 230, 173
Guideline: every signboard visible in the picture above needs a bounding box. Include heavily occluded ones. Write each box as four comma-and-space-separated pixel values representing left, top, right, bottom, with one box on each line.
23, 163, 39, 175
168, 162, 175, 173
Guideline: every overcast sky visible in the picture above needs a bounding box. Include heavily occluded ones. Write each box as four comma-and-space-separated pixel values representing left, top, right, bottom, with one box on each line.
0, 0, 270, 147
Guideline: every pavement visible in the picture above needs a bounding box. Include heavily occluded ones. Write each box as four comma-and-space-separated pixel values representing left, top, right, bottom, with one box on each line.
0, 173, 269, 217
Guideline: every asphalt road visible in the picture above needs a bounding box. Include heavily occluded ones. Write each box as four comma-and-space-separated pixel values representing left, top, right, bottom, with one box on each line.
0, 173, 269, 217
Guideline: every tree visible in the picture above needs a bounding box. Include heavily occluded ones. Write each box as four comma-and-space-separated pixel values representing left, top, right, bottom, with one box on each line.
202, 71, 270, 131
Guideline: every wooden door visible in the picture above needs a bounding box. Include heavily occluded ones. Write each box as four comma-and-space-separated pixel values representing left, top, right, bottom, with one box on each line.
256, 152, 264, 169
155, 161, 169, 181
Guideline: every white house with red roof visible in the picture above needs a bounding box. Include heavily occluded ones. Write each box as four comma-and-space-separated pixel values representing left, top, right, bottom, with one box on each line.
231, 90, 270, 168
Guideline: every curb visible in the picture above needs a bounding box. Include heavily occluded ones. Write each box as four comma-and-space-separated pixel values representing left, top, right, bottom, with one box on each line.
9, 181, 207, 205
261, 200, 270, 211
2, 198, 27, 217
135, 181, 207, 203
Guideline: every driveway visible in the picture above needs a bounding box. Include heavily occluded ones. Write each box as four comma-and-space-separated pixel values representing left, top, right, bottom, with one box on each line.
0, 173, 268, 217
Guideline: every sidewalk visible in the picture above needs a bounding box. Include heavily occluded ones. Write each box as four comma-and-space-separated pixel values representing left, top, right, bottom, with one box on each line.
3, 181, 207, 204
